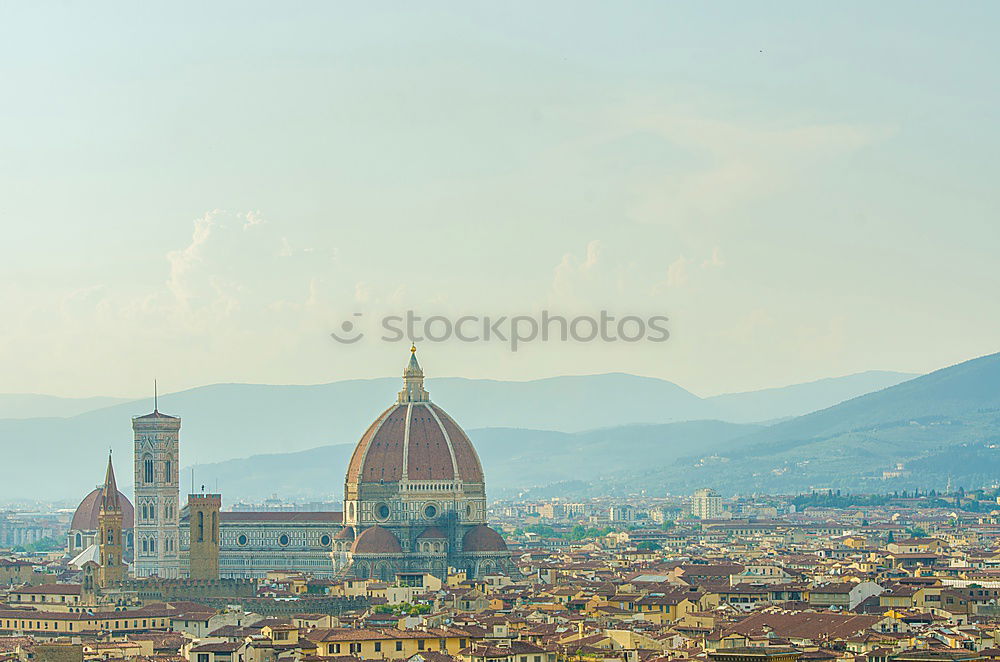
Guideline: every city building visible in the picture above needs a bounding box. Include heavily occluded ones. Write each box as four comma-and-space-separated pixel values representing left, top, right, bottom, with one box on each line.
179, 510, 342, 579
333, 347, 516, 581
690, 488, 724, 519
609, 505, 636, 522
61, 348, 518, 582
67, 417, 341, 582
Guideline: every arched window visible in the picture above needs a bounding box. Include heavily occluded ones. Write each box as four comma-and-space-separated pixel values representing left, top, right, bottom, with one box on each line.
197, 511, 204, 542
75, 533, 82, 548
142, 538, 148, 553
107, 529, 114, 544
143, 458, 153, 484
211, 512, 217, 543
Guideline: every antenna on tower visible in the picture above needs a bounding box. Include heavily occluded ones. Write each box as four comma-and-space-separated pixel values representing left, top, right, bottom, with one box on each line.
154, 380, 158, 413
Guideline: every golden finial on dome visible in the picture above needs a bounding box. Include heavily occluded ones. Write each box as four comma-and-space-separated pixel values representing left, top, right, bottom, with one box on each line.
399, 344, 428, 402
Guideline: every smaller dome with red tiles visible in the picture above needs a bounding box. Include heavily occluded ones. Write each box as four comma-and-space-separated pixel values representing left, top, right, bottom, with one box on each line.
334, 526, 356, 541
351, 525, 403, 555
462, 525, 508, 552
71, 486, 134, 531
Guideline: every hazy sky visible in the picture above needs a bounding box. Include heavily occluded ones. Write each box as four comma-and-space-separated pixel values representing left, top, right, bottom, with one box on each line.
1, 2, 998, 398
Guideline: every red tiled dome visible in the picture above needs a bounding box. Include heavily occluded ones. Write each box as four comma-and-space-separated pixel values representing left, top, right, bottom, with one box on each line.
334, 526, 356, 540
462, 525, 508, 552
346, 404, 484, 485
70, 487, 134, 531
351, 526, 403, 555
346, 349, 484, 488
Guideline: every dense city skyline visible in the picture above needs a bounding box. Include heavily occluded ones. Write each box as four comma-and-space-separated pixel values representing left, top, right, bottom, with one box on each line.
2, 3, 1000, 661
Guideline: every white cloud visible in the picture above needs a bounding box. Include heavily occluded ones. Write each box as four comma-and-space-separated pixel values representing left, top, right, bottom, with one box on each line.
722, 308, 776, 343
650, 255, 693, 294
665, 255, 691, 288
702, 246, 725, 269
552, 239, 602, 299
354, 282, 371, 303
166, 210, 220, 307
610, 113, 884, 227
155, 210, 346, 336
243, 210, 265, 230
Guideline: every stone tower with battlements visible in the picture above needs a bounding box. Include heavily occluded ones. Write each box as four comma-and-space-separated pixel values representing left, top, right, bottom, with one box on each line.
187, 493, 221, 580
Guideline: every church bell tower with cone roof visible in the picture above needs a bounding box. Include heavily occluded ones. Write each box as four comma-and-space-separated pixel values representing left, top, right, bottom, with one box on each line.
97, 453, 125, 588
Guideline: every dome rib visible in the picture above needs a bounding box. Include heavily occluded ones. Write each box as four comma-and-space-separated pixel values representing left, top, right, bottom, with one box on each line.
433, 404, 485, 483
425, 404, 460, 480
401, 403, 413, 481
347, 405, 408, 484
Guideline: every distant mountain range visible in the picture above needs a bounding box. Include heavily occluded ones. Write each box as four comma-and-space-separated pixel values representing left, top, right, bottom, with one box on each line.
0, 368, 919, 501
590, 351, 1000, 495
0, 394, 129, 420
182, 352, 1000, 500
186, 420, 764, 502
